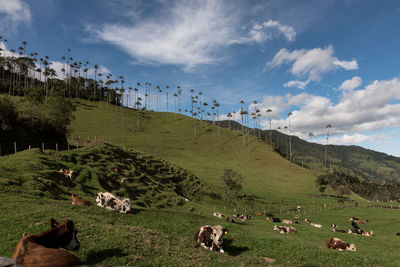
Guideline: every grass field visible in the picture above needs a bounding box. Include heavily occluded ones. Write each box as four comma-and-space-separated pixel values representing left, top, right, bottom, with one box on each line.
1, 99, 400, 266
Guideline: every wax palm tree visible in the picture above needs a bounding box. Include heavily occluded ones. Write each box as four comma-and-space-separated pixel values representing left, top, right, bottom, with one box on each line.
287, 112, 293, 162
94, 64, 99, 101
136, 97, 142, 129
156, 85, 161, 111
190, 89, 194, 116
284, 125, 289, 159
308, 132, 314, 169
267, 108, 273, 150
173, 92, 178, 124
240, 99, 245, 146
227, 112, 232, 130
325, 124, 332, 171
166, 85, 170, 112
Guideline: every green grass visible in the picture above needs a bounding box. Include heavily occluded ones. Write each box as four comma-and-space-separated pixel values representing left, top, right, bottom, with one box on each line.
2, 98, 400, 266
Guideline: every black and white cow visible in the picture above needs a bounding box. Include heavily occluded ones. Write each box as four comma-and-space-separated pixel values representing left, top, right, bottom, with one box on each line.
194, 225, 229, 253
96, 192, 132, 214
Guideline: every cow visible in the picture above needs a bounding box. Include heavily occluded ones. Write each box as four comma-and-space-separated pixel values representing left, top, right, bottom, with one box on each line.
296, 205, 302, 212
232, 214, 240, 218
294, 220, 300, 224
347, 217, 360, 222
213, 212, 225, 218
194, 225, 228, 253
331, 224, 346, 233
253, 212, 262, 216
238, 214, 252, 221
273, 225, 297, 234
362, 230, 374, 237
96, 192, 132, 214
225, 217, 235, 223
326, 237, 356, 251
295, 215, 300, 219
304, 218, 311, 223
267, 217, 281, 223
311, 223, 322, 228
12, 218, 82, 267
71, 193, 92, 206
282, 219, 293, 224
58, 169, 74, 181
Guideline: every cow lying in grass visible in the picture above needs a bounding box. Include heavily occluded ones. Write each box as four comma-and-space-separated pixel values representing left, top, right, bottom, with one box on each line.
331, 224, 347, 233
12, 218, 82, 267
194, 225, 228, 253
282, 219, 293, 224
213, 212, 225, 218
311, 223, 322, 228
326, 237, 356, 251
71, 193, 92, 206
96, 192, 132, 214
59, 169, 74, 181
267, 217, 281, 223
273, 225, 297, 234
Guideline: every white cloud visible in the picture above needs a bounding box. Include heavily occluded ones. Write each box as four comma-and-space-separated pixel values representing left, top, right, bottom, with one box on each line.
271, 78, 400, 143
89, 1, 295, 70
323, 133, 387, 145
0, 0, 31, 32
262, 20, 296, 41
284, 79, 310, 89
266, 45, 358, 88
338, 76, 362, 93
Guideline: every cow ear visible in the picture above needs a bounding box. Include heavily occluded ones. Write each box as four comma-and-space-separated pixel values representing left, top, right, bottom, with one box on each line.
50, 218, 59, 228
223, 228, 229, 235
65, 220, 74, 232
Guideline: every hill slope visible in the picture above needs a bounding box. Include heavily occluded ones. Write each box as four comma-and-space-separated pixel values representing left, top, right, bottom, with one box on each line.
217, 120, 400, 183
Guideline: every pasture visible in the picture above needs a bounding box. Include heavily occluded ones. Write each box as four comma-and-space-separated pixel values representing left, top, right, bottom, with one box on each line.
1, 100, 400, 266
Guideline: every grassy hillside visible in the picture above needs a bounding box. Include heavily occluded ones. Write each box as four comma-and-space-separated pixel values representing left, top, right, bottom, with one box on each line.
1, 146, 400, 266
218, 120, 400, 183
68, 100, 318, 198
3, 98, 400, 266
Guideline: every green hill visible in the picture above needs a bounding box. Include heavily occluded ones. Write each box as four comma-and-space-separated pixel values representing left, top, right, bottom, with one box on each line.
217, 120, 400, 183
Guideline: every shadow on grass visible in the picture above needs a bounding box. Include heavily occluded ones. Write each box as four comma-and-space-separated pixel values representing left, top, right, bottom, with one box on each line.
223, 239, 249, 256
85, 248, 128, 264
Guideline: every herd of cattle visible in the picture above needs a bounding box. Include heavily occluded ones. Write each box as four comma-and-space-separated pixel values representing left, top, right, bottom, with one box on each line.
205, 209, 378, 253
4, 168, 400, 266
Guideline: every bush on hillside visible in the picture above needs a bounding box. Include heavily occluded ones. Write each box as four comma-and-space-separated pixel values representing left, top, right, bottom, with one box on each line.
0, 96, 18, 131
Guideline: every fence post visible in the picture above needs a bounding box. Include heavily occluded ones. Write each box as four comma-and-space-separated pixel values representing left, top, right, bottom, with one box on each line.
42, 142, 44, 152
67, 143, 70, 150
56, 143, 58, 152
14, 141, 17, 154
29, 145, 31, 150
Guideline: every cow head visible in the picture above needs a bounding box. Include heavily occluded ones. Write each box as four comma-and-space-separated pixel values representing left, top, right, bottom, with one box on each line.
210, 225, 228, 247
50, 218, 80, 251
347, 243, 356, 251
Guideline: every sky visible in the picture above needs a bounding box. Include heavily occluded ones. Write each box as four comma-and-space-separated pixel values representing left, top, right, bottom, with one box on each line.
1, 0, 400, 156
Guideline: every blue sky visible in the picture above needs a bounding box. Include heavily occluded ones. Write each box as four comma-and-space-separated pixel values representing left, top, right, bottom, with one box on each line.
1, 0, 400, 156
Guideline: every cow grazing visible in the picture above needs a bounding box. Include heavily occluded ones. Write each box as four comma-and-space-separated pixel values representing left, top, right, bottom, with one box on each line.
96, 192, 132, 214
12, 218, 82, 267
282, 219, 293, 224
58, 169, 74, 181
213, 212, 225, 218
71, 193, 92, 206
273, 225, 297, 234
326, 237, 356, 251
311, 223, 322, 228
194, 225, 228, 253
267, 217, 281, 223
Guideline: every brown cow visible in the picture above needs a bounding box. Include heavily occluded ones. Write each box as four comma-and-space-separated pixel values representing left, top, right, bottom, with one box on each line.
71, 193, 92, 206
12, 218, 81, 267
326, 237, 356, 251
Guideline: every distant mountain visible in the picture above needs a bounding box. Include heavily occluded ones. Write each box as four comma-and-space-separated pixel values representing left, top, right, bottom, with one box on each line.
216, 120, 400, 183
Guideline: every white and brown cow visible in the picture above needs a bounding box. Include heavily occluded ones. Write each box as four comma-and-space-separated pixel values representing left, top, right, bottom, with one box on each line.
311, 223, 322, 228
96, 192, 132, 214
273, 225, 297, 234
331, 224, 347, 233
282, 219, 293, 224
326, 237, 356, 251
59, 169, 74, 181
213, 212, 225, 218
12, 218, 82, 267
194, 225, 228, 253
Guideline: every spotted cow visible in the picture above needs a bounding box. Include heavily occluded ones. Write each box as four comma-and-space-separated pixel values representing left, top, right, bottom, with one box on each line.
96, 192, 132, 214
194, 225, 229, 253
326, 237, 356, 251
